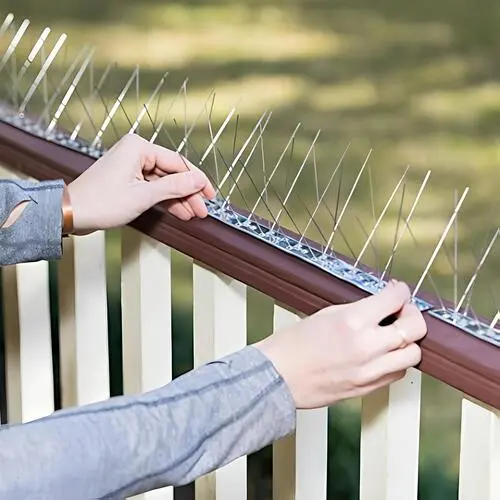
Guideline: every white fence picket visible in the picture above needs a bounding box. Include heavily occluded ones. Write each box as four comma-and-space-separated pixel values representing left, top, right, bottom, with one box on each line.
193, 262, 247, 500
458, 397, 500, 500
360, 369, 422, 500
121, 227, 173, 500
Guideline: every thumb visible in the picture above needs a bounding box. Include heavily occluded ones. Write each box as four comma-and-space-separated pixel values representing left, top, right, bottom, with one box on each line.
149, 171, 208, 203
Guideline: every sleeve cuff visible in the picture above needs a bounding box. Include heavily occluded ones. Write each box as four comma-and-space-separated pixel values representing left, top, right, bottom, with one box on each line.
0, 179, 65, 265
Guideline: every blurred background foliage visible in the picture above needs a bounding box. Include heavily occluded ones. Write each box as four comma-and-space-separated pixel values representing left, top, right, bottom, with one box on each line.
3, 0, 500, 498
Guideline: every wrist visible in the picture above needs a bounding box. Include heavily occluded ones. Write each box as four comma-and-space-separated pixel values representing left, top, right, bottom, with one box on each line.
61, 183, 74, 237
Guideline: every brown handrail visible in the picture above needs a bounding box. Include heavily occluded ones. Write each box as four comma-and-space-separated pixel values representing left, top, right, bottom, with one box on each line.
1, 120, 499, 409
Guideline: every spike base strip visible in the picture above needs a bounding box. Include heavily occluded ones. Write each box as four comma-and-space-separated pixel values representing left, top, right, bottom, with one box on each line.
2, 119, 500, 410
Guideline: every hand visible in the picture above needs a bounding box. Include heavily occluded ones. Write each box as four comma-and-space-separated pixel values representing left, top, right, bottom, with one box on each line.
67, 134, 216, 235
255, 280, 427, 409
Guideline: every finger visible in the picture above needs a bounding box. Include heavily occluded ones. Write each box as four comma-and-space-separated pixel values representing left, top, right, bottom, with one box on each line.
362, 302, 427, 353
148, 171, 208, 205
346, 280, 411, 329
364, 343, 421, 382
166, 201, 194, 221
185, 193, 209, 218
355, 370, 406, 398
146, 143, 216, 199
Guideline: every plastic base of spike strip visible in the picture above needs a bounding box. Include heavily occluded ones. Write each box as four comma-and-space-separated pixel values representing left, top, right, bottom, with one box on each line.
429, 309, 500, 348
0, 107, 496, 347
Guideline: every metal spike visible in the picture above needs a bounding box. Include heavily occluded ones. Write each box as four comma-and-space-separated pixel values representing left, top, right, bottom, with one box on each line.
489, 311, 500, 330
0, 18, 30, 76
70, 62, 115, 140
247, 122, 302, 222
222, 112, 273, 209
145, 78, 188, 144
199, 107, 237, 165
0, 13, 14, 39
129, 71, 168, 134
270, 130, 321, 231
453, 190, 459, 307
91, 65, 139, 147
217, 111, 270, 192
46, 49, 95, 134
413, 188, 469, 297
298, 143, 350, 244
354, 165, 410, 268
380, 170, 431, 281
324, 149, 372, 254
35, 46, 88, 126
174, 89, 216, 154
454, 228, 499, 312
401, 216, 446, 309
10, 27, 51, 104
355, 215, 383, 276
384, 183, 406, 279
19, 33, 67, 114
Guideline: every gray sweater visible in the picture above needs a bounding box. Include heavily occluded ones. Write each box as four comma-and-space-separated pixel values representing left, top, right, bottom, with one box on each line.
0, 179, 296, 499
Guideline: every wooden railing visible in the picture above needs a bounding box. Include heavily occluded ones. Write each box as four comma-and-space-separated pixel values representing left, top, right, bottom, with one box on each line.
1, 122, 500, 500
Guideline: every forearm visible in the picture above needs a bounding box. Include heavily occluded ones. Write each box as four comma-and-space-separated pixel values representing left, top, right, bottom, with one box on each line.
0, 179, 64, 265
0, 346, 296, 499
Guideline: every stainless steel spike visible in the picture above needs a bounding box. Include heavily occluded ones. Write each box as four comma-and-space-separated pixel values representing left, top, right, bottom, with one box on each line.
355, 215, 382, 276
354, 165, 410, 267
0, 13, 14, 38
19, 33, 67, 114
298, 143, 350, 245
401, 216, 446, 309
379, 170, 431, 281
454, 228, 499, 312
324, 149, 372, 254
70, 62, 114, 140
269, 130, 321, 232
199, 107, 237, 165
453, 190, 459, 307
46, 49, 95, 134
490, 311, 500, 330
247, 122, 302, 222
35, 46, 88, 126
143, 78, 188, 144
10, 27, 51, 104
91, 65, 140, 147
385, 183, 406, 279
222, 112, 273, 209
128, 72, 168, 134
0, 18, 29, 76
204, 94, 221, 184
217, 111, 269, 192
413, 188, 470, 297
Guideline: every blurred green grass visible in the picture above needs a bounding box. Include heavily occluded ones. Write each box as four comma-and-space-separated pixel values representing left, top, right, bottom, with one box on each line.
3, 1, 500, 497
